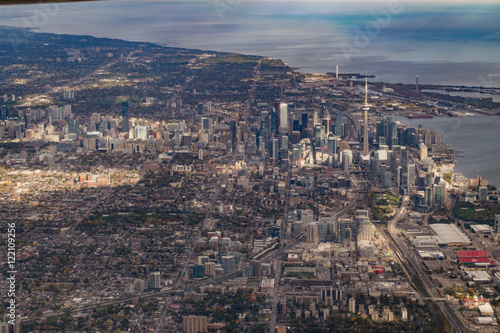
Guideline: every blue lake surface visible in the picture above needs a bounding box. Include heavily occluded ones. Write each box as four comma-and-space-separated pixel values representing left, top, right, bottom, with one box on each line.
393, 115, 500, 187
1, 1, 500, 86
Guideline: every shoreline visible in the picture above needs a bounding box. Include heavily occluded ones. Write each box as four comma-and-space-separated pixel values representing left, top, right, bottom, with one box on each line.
390, 114, 499, 188
1, 26, 498, 187
2, 20, 500, 88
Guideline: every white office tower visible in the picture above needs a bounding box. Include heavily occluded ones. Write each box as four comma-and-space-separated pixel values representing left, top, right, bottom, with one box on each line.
424, 132, 432, 148
342, 150, 352, 171
149, 272, 161, 289
281, 134, 288, 151
348, 297, 356, 313
313, 109, 319, 126
419, 142, 428, 160
272, 138, 279, 159
397, 166, 402, 187
279, 103, 288, 128
407, 164, 416, 186
134, 125, 148, 139
440, 181, 447, 206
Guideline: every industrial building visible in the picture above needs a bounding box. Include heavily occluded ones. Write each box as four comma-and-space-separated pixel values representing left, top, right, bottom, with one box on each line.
429, 224, 470, 246
470, 224, 494, 238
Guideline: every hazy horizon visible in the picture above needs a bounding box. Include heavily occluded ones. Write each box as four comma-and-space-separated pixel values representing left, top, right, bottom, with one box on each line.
0, 1, 499, 87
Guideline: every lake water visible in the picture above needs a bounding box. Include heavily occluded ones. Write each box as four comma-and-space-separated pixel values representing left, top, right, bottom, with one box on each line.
422, 89, 500, 103
393, 115, 500, 187
0, 1, 500, 87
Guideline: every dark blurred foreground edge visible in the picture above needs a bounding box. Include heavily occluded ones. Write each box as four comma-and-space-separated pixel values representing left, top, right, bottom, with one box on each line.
1, 0, 100, 5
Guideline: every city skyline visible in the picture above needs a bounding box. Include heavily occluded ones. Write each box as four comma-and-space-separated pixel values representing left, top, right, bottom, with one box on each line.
0, 2, 499, 332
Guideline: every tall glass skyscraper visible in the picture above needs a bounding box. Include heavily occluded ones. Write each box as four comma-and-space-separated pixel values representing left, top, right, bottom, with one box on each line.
122, 101, 129, 133
335, 112, 344, 137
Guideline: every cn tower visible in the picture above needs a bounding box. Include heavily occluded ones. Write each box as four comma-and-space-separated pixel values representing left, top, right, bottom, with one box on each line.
363, 77, 369, 156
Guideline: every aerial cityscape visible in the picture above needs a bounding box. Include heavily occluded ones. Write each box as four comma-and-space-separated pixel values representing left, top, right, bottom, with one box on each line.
0, 1, 500, 333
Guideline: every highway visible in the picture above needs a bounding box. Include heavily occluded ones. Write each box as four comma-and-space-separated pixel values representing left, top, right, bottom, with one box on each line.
20, 267, 244, 327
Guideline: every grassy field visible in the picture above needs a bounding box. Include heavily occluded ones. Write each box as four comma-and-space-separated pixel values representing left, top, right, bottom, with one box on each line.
284, 271, 315, 278
368, 191, 400, 222
453, 201, 500, 224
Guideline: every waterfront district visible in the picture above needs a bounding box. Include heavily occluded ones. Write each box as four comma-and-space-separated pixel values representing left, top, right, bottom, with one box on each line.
1, 26, 500, 333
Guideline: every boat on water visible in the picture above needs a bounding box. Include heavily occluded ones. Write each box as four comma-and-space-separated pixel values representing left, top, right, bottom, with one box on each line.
407, 115, 434, 119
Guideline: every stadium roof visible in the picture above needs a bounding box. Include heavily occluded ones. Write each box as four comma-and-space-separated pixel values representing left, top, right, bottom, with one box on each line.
429, 224, 470, 245
458, 250, 489, 258
458, 250, 490, 264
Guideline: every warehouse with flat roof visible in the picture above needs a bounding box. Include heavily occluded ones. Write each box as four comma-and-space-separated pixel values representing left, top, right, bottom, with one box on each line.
429, 224, 471, 246
470, 224, 493, 238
